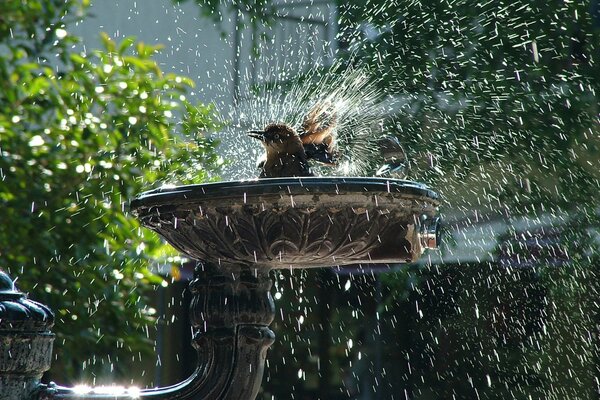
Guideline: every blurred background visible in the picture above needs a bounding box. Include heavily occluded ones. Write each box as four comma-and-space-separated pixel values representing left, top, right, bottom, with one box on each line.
1, 0, 599, 399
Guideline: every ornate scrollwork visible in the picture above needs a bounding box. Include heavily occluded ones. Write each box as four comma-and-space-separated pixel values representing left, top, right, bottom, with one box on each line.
135, 189, 438, 268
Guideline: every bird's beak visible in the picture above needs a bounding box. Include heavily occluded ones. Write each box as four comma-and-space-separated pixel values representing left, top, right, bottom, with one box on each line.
248, 130, 265, 141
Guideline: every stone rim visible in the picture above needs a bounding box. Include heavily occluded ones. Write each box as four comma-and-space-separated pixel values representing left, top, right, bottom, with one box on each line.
129, 177, 439, 211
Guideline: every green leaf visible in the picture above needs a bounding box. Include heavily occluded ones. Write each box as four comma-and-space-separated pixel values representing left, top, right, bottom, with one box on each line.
69, 53, 87, 66
100, 32, 116, 53
118, 36, 136, 55
26, 76, 50, 96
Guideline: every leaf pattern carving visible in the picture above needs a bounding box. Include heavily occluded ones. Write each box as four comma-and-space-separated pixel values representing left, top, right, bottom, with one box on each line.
135, 192, 438, 268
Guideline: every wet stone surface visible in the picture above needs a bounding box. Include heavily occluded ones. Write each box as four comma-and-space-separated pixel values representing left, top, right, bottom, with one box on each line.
0, 271, 55, 400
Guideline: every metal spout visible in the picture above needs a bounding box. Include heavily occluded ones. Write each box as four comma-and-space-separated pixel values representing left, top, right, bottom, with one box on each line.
420, 216, 441, 250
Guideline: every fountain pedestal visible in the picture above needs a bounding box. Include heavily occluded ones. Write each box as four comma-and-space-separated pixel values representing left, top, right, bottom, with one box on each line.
128, 177, 439, 399
187, 263, 274, 399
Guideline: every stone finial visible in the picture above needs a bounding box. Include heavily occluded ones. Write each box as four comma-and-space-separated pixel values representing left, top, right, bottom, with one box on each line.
0, 270, 55, 400
0, 270, 55, 332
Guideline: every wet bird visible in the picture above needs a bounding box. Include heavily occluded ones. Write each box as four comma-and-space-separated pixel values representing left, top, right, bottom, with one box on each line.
248, 123, 313, 178
375, 136, 408, 179
249, 103, 339, 178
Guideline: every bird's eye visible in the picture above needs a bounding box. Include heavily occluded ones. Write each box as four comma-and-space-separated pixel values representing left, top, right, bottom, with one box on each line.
273, 134, 280, 140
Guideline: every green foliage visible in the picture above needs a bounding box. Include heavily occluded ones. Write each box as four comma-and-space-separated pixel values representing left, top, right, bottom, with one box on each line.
338, 0, 600, 215
336, 2, 600, 397
0, 0, 221, 381
376, 262, 600, 399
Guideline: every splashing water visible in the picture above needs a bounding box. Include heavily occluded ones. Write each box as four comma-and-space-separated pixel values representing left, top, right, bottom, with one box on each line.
218, 60, 391, 179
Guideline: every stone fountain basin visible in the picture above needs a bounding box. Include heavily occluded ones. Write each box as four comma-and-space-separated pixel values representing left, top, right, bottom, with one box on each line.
130, 177, 440, 269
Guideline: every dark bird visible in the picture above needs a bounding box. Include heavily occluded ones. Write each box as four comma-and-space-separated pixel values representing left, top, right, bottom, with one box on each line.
375, 136, 408, 179
248, 123, 313, 178
249, 103, 339, 178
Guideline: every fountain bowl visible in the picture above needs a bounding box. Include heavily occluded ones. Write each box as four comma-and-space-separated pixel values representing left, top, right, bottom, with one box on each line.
130, 177, 440, 269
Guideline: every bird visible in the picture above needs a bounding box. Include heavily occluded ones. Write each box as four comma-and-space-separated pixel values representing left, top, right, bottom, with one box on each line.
248, 123, 313, 178
375, 136, 408, 179
249, 103, 339, 178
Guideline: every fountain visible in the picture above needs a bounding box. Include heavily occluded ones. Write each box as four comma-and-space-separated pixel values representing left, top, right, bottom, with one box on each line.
0, 177, 438, 399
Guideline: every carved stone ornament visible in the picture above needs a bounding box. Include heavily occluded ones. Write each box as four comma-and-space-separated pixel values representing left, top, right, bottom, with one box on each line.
130, 177, 440, 268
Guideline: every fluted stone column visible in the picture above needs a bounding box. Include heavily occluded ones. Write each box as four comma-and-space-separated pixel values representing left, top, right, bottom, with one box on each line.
0, 271, 55, 400
187, 262, 275, 399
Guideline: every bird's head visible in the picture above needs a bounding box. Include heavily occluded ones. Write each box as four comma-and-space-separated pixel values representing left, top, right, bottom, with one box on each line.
248, 123, 302, 153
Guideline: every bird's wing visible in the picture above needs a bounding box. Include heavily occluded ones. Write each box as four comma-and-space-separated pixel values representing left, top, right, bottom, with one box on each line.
375, 164, 391, 176
304, 142, 338, 165
301, 115, 336, 143
256, 155, 266, 169
300, 102, 338, 165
